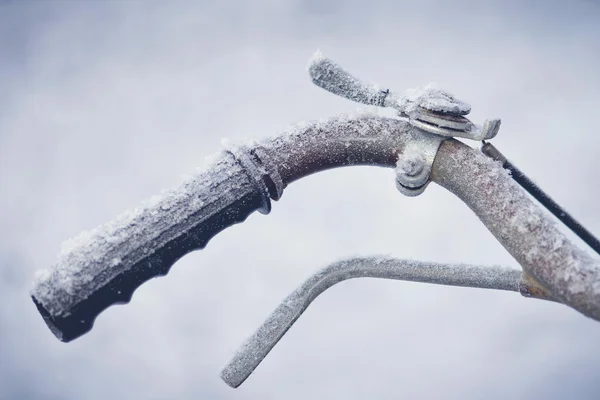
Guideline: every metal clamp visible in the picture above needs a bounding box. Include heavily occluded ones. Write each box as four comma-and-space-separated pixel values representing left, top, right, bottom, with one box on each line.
409, 109, 501, 141
309, 52, 502, 196
395, 131, 445, 197
225, 143, 285, 214
396, 93, 501, 196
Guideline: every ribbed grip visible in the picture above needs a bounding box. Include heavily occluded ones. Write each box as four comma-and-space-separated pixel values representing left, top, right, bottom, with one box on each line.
31, 150, 268, 342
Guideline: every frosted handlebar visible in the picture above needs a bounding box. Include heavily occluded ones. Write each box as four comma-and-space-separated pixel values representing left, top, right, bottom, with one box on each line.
31, 150, 269, 342
30, 113, 600, 345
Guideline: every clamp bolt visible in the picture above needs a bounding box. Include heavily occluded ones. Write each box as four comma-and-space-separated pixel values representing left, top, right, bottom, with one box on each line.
398, 153, 425, 177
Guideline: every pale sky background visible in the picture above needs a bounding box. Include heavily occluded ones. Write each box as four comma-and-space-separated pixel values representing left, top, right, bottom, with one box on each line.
1, 1, 600, 399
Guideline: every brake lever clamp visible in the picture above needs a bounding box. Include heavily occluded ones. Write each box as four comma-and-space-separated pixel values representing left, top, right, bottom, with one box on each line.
394, 85, 501, 196
308, 52, 501, 196
395, 84, 501, 141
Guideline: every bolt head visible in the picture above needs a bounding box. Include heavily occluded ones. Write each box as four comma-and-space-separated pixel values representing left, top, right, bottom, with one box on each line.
398, 153, 425, 177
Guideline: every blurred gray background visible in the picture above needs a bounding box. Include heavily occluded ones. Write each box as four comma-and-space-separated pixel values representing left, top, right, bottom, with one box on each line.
1, 0, 600, 399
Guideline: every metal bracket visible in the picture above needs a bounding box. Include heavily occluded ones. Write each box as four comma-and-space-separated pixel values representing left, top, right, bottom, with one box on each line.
397, 104, 501, 197
308, 52, 502, 197
409, 111, 501, 141
395, 130, 445, 197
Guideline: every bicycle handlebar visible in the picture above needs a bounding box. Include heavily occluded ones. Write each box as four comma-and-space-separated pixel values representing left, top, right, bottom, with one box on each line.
32, 112, 600, 344
31, 51, 600, 348
31, 151, 267, 342
31, 115, 411, 342
217, 138, 600, 388
433, 140, 600, 321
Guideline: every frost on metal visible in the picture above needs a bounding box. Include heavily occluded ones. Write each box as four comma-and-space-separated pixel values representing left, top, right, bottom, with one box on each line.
221, 257, 522, 388
308, 50, 389, 107
308, 51, 471, 116
433, 141, 600, 320
30, 114, 410, 321
31, 151, 256, 318
396, 83, 471, 116
255, 113, 411, 186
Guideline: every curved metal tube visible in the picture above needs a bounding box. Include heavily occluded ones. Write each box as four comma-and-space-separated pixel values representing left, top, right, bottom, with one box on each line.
31, 113, 600, 347
253, 114, 411, 186
29, 113, 414, 342
432, 140, 600, 322
221, 257, 544, 388
250, 116, 600, 321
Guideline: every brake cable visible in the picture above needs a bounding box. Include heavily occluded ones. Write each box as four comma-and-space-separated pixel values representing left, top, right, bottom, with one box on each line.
481, 141, 600, 256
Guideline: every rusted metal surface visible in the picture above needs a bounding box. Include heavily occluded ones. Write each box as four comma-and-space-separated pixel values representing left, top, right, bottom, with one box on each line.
520, 272, 557, 302
257, 119, 600, 320
258, 115, 411, 187
431, 139, 600, 321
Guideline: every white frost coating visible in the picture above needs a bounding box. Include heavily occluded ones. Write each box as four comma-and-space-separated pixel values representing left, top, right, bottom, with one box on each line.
31, 151, 255, 317
308, 51, 388, 107
268, 111, 404, 149
257, 113, 409, 179
395, 83, 472, 116
31, 114, 410, 321
397, 150, 425, 177
308, 51, 471, 116
307, 48, 326, 66
435, 142, 600, 319
221, 256, 523, 388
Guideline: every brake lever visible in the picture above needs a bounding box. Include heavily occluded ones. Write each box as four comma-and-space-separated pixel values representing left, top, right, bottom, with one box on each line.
221, 257, 555, 388
308, 51, 500, 141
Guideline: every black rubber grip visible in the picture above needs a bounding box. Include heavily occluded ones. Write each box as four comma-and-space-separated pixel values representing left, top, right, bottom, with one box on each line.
31, 151, 268, 342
